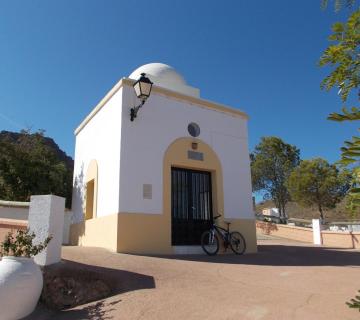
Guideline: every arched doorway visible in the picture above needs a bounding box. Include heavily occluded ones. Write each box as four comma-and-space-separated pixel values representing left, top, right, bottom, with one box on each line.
163, 137, 224, 248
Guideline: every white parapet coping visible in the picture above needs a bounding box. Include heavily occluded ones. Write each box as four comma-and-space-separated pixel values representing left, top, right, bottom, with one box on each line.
0, 200, 30, 208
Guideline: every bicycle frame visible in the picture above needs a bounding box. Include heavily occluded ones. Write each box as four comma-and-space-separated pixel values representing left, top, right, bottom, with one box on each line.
209, 219, 231, 247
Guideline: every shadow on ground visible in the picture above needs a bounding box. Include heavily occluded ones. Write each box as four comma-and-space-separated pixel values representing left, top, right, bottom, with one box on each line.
24, 260, 155, 320
145, 244, 360, 267
57, 260, 156, 294
24, 299, 122, 320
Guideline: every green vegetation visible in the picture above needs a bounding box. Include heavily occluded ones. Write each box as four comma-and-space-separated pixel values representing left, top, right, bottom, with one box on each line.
0, 130, 73, 207
250, 137, 300, 220
321, 0, 356, 12
346, 290, 360, 311
320, 4, 360, 214
320, 9, 360, 102
0, 229, 52, 258
286, 158, 351, 220
255, 199, 356, 220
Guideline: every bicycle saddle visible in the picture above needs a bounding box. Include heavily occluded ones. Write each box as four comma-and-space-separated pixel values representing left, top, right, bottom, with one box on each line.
224, 221, 231, 226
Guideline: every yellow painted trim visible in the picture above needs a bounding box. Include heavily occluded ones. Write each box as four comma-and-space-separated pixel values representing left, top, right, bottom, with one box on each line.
74, 78, 248, 136
85, 160, 98, 219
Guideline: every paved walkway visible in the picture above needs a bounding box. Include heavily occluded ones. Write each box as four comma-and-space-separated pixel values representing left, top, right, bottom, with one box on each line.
27, 239, 360, 320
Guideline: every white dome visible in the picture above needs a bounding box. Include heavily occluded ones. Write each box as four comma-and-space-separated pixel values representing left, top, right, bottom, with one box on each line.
128, 62, 200, 98
129, 63, 187, 86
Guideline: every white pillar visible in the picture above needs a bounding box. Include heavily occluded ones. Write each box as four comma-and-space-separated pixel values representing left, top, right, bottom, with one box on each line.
312, 219, 322, 245
28, 195, 65, 266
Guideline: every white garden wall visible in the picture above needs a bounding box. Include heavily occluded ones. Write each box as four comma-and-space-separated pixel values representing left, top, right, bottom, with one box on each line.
0, 200, 72, 245
0, 201, 29, 220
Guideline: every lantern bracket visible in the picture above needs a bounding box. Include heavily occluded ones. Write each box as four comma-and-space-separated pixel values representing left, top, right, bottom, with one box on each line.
130, 100, 145, 122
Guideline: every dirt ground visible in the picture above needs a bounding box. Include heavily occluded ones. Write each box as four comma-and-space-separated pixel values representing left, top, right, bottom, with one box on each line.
26, 238, 360, 320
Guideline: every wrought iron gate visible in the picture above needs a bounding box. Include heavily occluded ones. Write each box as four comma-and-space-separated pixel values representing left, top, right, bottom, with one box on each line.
171, 167, 213, 245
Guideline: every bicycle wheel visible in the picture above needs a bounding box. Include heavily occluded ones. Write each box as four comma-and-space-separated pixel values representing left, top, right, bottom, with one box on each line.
229, 231, 246, 255
201, 230, 219, 256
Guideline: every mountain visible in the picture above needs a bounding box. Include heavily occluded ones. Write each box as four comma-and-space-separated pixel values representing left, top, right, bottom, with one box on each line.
0, 130, 73, 168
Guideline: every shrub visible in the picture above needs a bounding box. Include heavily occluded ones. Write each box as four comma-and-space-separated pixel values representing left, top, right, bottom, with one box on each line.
0, 229, 52, 258
347, 290, 360, 312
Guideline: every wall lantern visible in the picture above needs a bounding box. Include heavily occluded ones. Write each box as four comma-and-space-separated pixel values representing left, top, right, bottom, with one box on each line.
130, 73, 153, 121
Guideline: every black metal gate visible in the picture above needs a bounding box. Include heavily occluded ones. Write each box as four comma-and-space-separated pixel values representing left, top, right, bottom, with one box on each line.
171, 167, 213, 245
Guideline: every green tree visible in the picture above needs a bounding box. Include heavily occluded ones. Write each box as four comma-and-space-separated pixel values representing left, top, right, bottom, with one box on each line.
286, 158, 351, 220
321, 0, 355, 12
319, 9, 360, 102
320, 6, 360, 213
251, 137, 300, 220
321, 0, 356, 13
0, 130, 73, 207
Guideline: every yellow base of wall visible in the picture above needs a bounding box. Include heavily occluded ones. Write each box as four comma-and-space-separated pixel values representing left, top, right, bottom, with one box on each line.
70, 214, 118, 252
225, 218, 258, 253
70, 213, 257, 254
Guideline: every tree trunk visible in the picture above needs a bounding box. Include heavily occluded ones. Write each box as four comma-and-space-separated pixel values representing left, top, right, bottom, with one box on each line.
318, 204, 324, 221
282, 203, 287, 219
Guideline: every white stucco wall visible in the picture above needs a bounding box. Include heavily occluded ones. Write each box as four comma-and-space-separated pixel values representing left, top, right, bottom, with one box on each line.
118, 84, 254, 219
72, 88, 123, 222
73, 80, 254, 221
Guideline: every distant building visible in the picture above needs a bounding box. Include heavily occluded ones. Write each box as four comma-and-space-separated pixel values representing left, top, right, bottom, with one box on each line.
262, 208, 280, 218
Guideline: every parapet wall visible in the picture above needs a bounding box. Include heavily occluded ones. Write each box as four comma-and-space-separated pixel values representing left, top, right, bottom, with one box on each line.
0, 200, 71, 245
0, 200, 29, 220
256, 221, 360, 249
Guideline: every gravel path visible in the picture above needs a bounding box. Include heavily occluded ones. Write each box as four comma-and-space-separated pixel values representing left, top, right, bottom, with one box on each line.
26, 239, 360, 320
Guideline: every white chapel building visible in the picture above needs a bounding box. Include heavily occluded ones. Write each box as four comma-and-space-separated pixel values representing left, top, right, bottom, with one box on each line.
70, 63, 257, 254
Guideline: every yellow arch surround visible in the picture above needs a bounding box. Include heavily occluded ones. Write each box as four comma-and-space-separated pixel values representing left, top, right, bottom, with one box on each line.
163, 136, 225, 232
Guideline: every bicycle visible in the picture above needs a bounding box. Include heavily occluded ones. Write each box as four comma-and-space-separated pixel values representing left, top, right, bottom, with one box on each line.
200, 214, 246, 256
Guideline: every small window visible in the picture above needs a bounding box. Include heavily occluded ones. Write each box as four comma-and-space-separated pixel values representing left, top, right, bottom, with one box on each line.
188, 122, 200, 137
85, 179, 95, 220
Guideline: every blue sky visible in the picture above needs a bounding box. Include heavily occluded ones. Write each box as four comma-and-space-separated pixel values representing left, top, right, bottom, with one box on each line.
0, 0, 358, 164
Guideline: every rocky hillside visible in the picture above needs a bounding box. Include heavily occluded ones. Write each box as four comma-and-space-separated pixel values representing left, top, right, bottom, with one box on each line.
0, 130, 74, 207
0, 130, 73, 168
